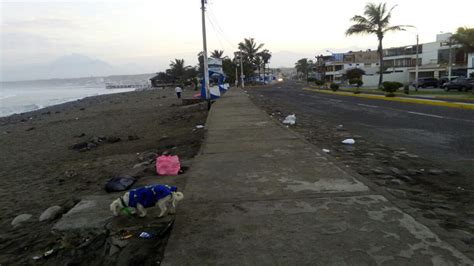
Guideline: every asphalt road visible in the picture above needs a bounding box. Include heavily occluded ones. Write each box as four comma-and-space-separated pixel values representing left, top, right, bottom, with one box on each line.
250, 81, 474, 178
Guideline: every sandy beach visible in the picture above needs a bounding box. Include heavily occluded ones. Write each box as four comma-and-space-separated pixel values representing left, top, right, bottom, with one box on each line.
0, 87, 207, 264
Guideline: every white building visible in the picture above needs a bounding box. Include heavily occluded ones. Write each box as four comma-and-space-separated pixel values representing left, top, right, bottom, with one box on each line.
363, 33, 467, 87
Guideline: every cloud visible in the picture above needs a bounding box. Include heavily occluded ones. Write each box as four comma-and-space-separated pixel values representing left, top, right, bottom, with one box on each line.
1, 32, 54, 50
4, 18, 79, 30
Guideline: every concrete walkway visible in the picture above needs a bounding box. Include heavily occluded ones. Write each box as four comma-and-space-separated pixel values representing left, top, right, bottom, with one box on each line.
162, 88, 472, 265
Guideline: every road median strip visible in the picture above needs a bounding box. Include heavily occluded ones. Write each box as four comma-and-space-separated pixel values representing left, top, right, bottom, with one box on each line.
303, 88, 474, 110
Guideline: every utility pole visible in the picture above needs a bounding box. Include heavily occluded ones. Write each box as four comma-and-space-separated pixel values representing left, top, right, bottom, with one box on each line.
415, 34, 419, 92
200, 0, 210, 109
448, 41, 452, 81
240, 49, 244, 88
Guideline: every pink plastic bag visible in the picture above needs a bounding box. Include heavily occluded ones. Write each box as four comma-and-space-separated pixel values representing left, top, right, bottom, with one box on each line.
156, 155, 181, 176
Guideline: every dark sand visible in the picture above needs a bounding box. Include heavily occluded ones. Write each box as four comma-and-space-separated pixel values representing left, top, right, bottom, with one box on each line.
0, 88, 208, 264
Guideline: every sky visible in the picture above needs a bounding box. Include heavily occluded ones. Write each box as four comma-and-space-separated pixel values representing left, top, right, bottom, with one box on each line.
1, 0, 473, 80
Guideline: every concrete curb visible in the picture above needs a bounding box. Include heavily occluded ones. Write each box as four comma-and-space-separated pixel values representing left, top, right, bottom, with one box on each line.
304, 88, 474, 110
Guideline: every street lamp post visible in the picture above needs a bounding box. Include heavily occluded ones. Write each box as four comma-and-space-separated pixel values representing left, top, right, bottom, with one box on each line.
415, 34, 419, 92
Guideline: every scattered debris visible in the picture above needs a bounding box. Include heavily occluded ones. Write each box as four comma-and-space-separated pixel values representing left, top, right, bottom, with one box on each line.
341, 138, 355, 145
195, 125, 205, 129
156, 155, 181, 176
283, 114, 296, 125
105, 176, 136, 192
139, 232, 153, 239
322, 149, 330, 153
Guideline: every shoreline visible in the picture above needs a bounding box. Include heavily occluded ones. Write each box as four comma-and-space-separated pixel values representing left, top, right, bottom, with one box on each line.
0, 87, 137, 118
0, 87, 207, 264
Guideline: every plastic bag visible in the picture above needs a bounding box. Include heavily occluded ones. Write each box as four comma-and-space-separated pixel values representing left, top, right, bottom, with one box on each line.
283, 114, 296, 125
156, 155, 181, 176
105, 176, 136, 192
342, 139, 355, 145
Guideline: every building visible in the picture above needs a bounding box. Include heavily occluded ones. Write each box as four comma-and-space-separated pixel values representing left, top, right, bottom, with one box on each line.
314, 50, 379, 83
362, 33, 469, 87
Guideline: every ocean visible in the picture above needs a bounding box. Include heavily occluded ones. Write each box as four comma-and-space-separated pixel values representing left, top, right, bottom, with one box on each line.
0, 74, 153, 117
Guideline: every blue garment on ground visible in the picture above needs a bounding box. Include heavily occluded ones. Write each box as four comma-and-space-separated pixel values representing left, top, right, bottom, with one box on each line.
128, 184, 178, 208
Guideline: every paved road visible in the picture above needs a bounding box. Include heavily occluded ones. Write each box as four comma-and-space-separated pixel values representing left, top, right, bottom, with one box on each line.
250, 81, 474, 179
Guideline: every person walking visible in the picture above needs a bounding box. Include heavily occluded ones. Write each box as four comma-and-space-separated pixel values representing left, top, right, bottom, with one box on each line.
175, 85, 182, 99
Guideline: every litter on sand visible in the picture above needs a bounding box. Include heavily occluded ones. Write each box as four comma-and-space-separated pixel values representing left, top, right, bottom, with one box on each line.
105, 176, 136, 192
195, 125, 205, 129
342, 139, 355, 145
156, 155, 181, 176
322, 149, 330, 153
283, 114, 296, 125
139, 232, 153, 239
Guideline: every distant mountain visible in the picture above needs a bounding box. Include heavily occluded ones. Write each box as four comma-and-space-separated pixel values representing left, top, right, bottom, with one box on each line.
1, 54, 122, 81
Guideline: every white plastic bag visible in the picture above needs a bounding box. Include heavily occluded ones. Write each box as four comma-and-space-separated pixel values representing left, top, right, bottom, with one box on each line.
283, 114, 296, 125
342, 139, 355, 145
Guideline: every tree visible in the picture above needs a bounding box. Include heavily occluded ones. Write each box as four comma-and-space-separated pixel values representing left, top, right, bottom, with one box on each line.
295, 58, 312, 81
346, 2, 411, 88
211, 50, 225, 59
450, 27, 474, 54
238, 38, 265, 72
168, 59, 192, 83
258, 49, 272, 83
345, 68, 366, 80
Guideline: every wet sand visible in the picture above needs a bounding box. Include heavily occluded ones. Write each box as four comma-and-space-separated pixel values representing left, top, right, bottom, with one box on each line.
0, 87, 207, 264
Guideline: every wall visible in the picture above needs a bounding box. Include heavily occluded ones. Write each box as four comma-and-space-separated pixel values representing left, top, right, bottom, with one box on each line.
362, 71, 409, 87
468, 53, 474, 77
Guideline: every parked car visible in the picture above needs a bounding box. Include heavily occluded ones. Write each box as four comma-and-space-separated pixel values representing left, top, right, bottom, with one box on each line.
438, 76, 459, 88
412, 77, 438, 88
444, 77, 474, 91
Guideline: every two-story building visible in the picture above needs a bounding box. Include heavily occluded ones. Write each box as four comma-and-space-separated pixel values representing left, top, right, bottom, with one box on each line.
362, 33, 468, 87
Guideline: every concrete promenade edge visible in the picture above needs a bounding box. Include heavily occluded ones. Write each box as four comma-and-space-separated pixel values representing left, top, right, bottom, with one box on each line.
162, 87, 472, 265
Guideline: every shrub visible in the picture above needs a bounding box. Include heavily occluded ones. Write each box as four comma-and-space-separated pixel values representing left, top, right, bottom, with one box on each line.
315, 79, 325, 86
330, 83, 339, 91
349, 79, 363, 88
382, 81, 403, 96
470, 72, 474, 78
307, 77, 317, 82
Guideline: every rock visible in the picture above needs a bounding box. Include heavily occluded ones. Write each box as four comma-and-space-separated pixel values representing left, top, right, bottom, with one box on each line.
386, 188, 407, 198
389, 179, 403, 186
107, 136, 121, 143
378, 175, 395, 180
428, 169, 444, 175
91, 136, 105, 144
399, 175, 413, 182
133, 161, 150, 169
372, 168, 386, 174
71, 142, 88, 150
74, 133, 85, 138
39, 206, 63, 221
11, 214, 32, 227
138, 152, 158, 162
389, 167, 402, 175
406, 153, 419, 158
87, 142, 98, 149
159, 136, 169, 142
128, 135, 139, 141
406, 169, 421, 176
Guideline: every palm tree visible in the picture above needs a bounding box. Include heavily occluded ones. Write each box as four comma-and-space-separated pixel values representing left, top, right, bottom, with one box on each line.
168, 59, 190, 83
238, 38, 264, 71
346, 2, 411, 88
450, 27, 474, 56
258, 49, 272, 83
210, 50, 225, 59
295, 58, 310, 81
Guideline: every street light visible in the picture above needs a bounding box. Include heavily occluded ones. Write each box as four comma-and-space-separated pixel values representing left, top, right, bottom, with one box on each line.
404, 28, 420, 91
